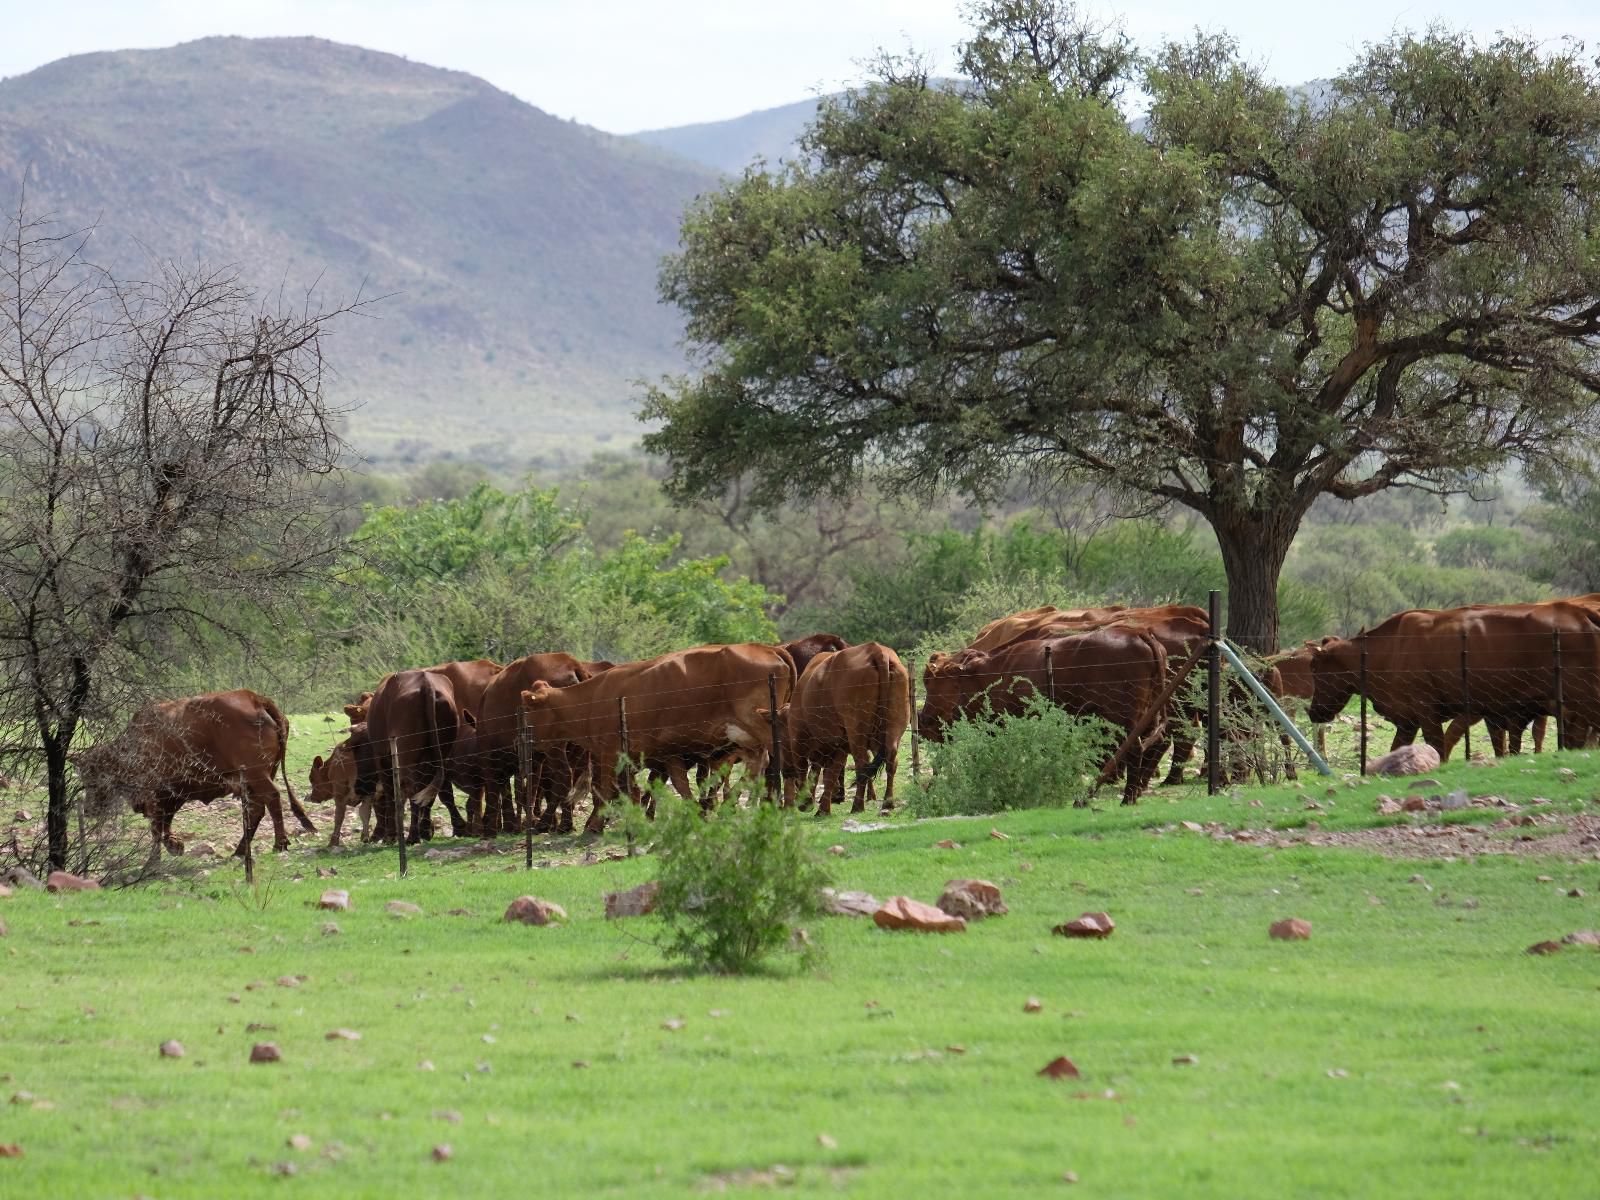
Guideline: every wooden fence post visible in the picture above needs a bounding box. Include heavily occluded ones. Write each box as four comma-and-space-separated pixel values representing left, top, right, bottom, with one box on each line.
1206, 589, 1221, 796
907, 656, 920, 788
389, 735, 407, 878
1044, 643, 1055, 705
517, 708, 534, 869
238, 769, 253, 886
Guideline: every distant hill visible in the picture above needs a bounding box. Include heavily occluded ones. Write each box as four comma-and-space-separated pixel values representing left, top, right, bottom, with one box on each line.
631, 95, 828, 174
0, 37, 721, 466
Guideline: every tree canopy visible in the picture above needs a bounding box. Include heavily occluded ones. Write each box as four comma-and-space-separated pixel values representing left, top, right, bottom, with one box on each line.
642, 0, 1600, 650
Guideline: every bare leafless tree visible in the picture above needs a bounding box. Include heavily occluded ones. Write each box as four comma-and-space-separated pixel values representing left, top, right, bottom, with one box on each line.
0, 201, 365, 871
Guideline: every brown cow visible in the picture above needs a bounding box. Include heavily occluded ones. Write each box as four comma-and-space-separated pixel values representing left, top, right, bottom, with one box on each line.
918, 627, 1170, 804
1308, 602, 1600, 754
308, 725, 371, 847
780, 642, 909, 816
365, 669, 470, 843
779, 633, 850, 679
968, 606, 1128, 653
73, 689, 315, 860
520, 643, 796, 833
474, 652, 594, 836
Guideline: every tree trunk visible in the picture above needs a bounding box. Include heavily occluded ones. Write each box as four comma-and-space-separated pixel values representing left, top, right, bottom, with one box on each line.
44, 734, 70, 872
1213, 516, 1296, 654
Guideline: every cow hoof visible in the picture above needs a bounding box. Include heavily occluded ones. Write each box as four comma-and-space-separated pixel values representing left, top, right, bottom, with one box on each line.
1160, 772, 1184, 787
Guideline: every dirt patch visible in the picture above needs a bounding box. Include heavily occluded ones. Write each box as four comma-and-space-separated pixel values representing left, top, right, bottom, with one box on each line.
1249, 813, 1600, 861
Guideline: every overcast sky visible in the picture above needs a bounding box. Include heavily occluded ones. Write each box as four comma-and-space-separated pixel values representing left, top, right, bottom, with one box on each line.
0, 0, 1595, 132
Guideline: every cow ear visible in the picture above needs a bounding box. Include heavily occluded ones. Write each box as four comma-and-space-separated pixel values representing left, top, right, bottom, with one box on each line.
461, 709, 477, 727
312, 755, 323, 770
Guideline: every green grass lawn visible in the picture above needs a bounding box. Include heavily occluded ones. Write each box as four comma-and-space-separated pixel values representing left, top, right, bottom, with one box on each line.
3, 723, 1599, 1197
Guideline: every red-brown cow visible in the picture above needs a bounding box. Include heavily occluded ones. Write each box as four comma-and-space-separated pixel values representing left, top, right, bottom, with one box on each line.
308, 724, 370, 847
474, 652, 594, 836
918, 627, 1170, 804
520, 643, 796, 832
780, 642, 909, 816
779, 633, 850, 679
73, 689, 315, 860
365, 668, 470, 843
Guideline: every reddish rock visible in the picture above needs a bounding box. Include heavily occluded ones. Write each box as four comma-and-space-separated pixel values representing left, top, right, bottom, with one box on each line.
45, 871, 98, 892
1401, 796, 1428, 813
249, 1042, 282, 1063
820, 888, 880, 917
318, 889, 350, 911
1369, 744, 1441, 777
504, 896, 566, 926
603, 881, 659, 919
1038, 1056, 1082, 1080
0, 1143, 21, 1158
936, 879, 1008, 921
1375, 796, 1402, 815
1269, 918, 1312, 941
386, 900, 423, 918
1526, 940, 1564, 956
1023, 997, 1043, 1013
431, 1144, 453, 1163
325, 1028, 361, 1041
933, 839, 961, 850
1053, 911, 1115, 939
872, 896, 966, 933
158, 1040, 184, 1059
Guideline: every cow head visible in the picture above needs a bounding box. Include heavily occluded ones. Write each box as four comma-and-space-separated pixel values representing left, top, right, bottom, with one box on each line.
917, 651, 975, 743
306, 741, 356, 809
343, 692, 374, 724
1306, 636, 1362, 724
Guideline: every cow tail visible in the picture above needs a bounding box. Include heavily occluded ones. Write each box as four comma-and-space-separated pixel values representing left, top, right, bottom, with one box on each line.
1141, 631, 1170, 740
269, 698, 317, 831
421, 671, 448, 799
853, 647, 894, 783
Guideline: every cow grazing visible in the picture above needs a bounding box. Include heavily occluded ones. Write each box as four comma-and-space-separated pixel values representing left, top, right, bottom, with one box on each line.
520, 643, 796, 832
308, 724, 372, 847
365, 668, 471, 843
1308, 601, 1600, 755
918, 627, 1169, 804
778, 633, 850, 679
474, 653, 595, 836
967, 606, 1128, 653
780, 642, 910, 816
73, 689, 315, 860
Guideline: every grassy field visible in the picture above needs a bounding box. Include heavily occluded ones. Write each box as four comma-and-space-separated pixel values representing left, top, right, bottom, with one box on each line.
2, 724, 1599, 1197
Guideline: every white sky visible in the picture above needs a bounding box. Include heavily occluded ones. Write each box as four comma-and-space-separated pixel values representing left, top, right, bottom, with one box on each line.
0, 0, 1596, 133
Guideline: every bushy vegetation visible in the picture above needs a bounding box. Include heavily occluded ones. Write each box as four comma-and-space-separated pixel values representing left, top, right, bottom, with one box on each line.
648, 796, 831, 974
917, 695, 1119, 817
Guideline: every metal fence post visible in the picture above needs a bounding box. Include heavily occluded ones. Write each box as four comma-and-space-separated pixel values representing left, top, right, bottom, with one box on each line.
617, 697, 630, 807
1358, 635, 1369, 776
766, 672, 782, 800
908, 656, 920, 787
517, 707, 534, 868
1207, 589, 1221, 796
389, 735, 407, 877
1044, 643, 1055, 705
1553, 627, 1565, 753
1460, 628, 1472, 762
239, 769, 253, 886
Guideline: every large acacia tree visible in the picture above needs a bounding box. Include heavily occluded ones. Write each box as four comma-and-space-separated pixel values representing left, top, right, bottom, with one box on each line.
642, 0, 1600, 650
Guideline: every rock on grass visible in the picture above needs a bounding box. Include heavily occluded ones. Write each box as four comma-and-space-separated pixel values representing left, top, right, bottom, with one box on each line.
1053, 912, 1115, 939
504, 896, 566, 925
1269, 918, 1312, 941
872, 896, 966, 933
937, 879, 1007, 921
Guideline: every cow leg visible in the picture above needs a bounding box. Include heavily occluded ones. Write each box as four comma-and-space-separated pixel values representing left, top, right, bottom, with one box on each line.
666, 760, 695, 808
849, 751, 871, 814
1280, 731, 1298, 782
329, 791, 347, 848
1421, 721, 1448, 757
583, 759, 617, 835
817, 758, 845, 818
1389, 722, 1419, 755
436, 782, 468, 838
1128, 736, 1170, 804
233, 789, 270, 858
1161, 726, 1195, 786
1532, 715, 1548, 753
880, 744, 898, 812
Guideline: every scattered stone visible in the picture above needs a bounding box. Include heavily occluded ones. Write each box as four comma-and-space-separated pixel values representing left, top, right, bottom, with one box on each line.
603, 881, 659, 919
435, 1109, 463, 1124
1038, 1056, 1081, 1080
1569, 888, 1586, 898
272, 1162, 298, 1177
321, 922, 341, 936
1561, 930, 1600, 947
1180, 820, 1204, 833
318, 889, 350, 911
936, 879, 1008, 921
12, 809, 28, 822
245, 1022, 276, 1033
325, 1028, 361, 1041
0, 867, 42, 890
446, 908, 474, 917
288, 1134, 313, 1151
504, 896, 566, 926
946, 1045, 966, 1054
934, 839, 961, 850
1024, 997, 1043, 1013
1376, 796, 1402, 815
1557, 767, 1577, 782
817, 1133, 838, 1150
1401, 796, 1428, 813
1408, 874, 1426, 884
249, 1042, 281, 1063
1172, 1054, 1198, 1066
1327, 1068, 1350, 1079
316, 867, 338, 878
571, 1060, 589, 1069
276, 975, 302, 989
820, 888, 880, 917
1537, 875, 1554, 883
0, 1144, 20, 1158
1187, 887, 1204, 896
1441, 790, 1470, 811
44, 871, 98, 892
1063, 1171, 1080, 1184
661, 1019, 685, 1032
159, 1040, 184, 1059
989, 828, 1009, 841
1269, 918, 1312, 941
872, 896, 967, 933
190, 842, 218, 858
419, 1060, 435, 1071
1526, 940, 1564, 956
1369, 744, 1441, 777
386, 900, 423, 918
827, 844, 846, 856
431, 1144, 453, 1163
0, 884, 10, 899
1053, 911, 1115, 939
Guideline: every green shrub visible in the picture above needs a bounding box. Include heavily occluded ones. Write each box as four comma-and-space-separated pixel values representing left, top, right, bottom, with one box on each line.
650, 797, 830, 975
917, 694, 1117, 816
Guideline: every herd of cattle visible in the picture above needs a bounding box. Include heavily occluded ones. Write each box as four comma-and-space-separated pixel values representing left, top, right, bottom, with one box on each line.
70, 593, 1600, 861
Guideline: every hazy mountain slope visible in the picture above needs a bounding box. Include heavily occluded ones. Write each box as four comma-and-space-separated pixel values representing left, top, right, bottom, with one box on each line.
631, 94, 827, 174
0, 37, 719, 466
